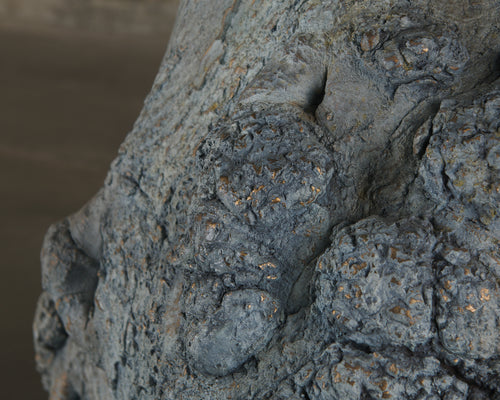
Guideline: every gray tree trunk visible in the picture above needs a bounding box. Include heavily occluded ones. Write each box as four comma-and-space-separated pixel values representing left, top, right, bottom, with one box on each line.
34, 1, 500, 399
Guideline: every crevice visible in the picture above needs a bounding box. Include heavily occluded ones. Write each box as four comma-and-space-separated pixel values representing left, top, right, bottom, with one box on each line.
120, 171, 150, 201
306, 67, 327, 115
363, 96, 442, 218
67, 221, 100, 270
36, 294, 69, 351
389, 97, 439, 141
439, 156, 450, 192
360, 386, 377, 400
111, 361, 120, 391
472, 52, 500, 89
158, 223, 168, 244
300, 387, 312, 400
218, 0, 243, 43
68, 391, 81, 400
415, 115, 435, 161
342, 339, 375, 355
436, 358, 497, 399
63, 223, 100, 323
492, 52, 500, 77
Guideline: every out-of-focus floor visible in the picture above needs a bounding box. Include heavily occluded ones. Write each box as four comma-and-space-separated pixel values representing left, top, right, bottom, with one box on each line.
0, 24, 173, 399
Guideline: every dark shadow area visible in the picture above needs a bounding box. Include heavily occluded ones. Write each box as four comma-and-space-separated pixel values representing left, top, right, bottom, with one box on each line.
0, 21, 175, 399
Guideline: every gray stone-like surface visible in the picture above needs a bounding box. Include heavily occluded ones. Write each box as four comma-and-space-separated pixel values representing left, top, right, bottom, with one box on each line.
34, 0, 500, 399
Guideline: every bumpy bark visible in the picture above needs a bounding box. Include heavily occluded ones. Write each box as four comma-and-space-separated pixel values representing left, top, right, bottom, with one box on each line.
34, 1, 500, 399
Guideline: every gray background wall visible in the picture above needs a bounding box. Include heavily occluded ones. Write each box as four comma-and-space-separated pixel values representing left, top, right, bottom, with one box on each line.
0, 0, 179, 33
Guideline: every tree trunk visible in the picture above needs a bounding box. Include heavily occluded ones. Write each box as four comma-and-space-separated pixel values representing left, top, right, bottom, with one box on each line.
34, 1, 500, 399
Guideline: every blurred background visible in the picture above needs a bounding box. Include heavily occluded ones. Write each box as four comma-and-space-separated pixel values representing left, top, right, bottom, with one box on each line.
0, 0, 179, 398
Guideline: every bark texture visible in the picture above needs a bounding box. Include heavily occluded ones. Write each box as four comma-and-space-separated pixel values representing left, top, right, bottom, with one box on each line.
34, 0, 500, 399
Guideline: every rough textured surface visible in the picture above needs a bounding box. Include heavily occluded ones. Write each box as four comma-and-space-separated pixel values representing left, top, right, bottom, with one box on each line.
34, 0, 500, 399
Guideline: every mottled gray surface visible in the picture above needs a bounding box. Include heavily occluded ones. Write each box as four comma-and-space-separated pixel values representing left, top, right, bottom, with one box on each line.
34, 0, 500, 399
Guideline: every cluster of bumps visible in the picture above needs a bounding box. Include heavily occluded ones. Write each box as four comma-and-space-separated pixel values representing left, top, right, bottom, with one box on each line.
183, 19, 500, 397
32, 3, 500, 399
312, 85, 500, 399
180, 82, 500, 398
